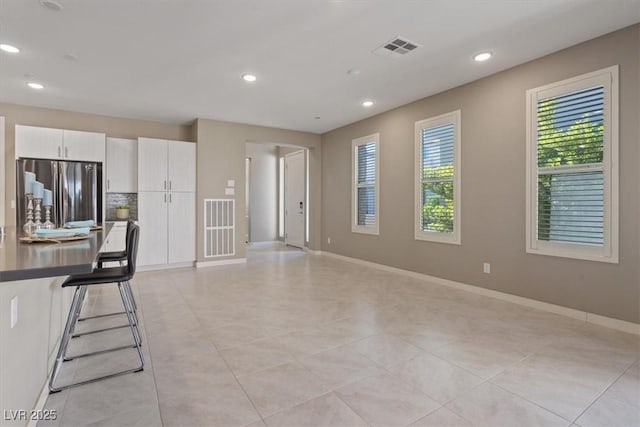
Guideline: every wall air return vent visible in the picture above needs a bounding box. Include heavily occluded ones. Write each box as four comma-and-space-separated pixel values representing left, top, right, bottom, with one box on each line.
373, 37, 420, 57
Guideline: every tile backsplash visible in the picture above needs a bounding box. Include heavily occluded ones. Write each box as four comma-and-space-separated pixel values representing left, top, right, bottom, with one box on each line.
106, 193, 138, 221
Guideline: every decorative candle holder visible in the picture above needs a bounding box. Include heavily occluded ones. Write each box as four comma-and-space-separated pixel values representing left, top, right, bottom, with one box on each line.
23, 194, 36, 236
43, 205, 55, 229
34, 198, 43, 230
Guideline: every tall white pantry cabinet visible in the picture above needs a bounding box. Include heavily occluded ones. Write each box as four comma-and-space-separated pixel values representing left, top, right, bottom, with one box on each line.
137, 137, 196, 267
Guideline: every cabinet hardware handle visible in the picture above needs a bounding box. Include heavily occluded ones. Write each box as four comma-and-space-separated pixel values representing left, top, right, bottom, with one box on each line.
107, 179, 110, 190
164, 194, 166, 203
169, 194, 172, 203
65, 147, 69, 158
164, 180, 166, 190
58, 146, 61, 157
169, 180, 172, 190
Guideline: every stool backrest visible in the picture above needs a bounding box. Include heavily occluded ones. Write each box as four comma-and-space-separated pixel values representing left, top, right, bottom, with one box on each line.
126, 224, 140, 278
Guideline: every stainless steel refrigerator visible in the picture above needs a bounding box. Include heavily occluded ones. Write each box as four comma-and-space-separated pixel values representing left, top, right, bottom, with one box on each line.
16, 158, 103, 230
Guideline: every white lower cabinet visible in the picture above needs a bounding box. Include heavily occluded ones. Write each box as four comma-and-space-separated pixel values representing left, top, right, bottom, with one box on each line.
168, 192, 196, 264
138, 192, 169, 267
101, 223, 128, 267
138, 191, 194, 267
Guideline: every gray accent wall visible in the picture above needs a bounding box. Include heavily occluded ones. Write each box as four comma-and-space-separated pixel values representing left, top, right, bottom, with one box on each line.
320, 25, 640, 323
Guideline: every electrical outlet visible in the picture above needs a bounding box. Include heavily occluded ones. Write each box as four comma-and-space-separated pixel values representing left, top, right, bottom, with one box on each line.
483, 262, 491, 274
10, 296, 18, 328
11, 200, 15, 209
327, 237, 331, 244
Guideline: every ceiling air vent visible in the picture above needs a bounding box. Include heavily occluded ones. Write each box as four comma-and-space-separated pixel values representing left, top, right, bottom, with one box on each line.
373, 37, 420, 57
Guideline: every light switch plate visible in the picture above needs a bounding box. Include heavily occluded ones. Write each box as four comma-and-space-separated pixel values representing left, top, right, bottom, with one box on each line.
10, 296, 18, 328
225, 187, 235, 196
227, 180, 235, 188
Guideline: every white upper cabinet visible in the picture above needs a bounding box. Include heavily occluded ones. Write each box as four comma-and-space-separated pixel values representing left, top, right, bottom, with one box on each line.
106, 137, 138, 193
138, 138, 195, 193
137, 137, 168, 192
168, 141, 196, 192
62, 130, 105, 162
15, 125, 105, 162
15, 125, 63, 160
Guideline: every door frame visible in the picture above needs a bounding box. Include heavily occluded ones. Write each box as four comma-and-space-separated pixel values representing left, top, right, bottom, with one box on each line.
284, 150, 306, 248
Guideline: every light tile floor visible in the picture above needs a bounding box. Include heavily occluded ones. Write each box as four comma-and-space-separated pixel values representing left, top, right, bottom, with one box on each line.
40, 243, 640, 427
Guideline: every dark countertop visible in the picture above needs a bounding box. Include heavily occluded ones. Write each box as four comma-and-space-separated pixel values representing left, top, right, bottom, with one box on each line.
0, 224, 112, 282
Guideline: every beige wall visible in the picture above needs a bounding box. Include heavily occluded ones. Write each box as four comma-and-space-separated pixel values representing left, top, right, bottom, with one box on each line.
196, 119, 321, 261
0, 103, 193, 226
321, 25, 640, 323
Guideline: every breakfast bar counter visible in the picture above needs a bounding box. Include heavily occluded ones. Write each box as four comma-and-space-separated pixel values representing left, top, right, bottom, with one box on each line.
0, 224, 111, 282
0, 224, 113, 426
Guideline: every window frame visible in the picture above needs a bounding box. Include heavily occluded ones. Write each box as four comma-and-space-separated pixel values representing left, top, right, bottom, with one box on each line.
414, 110, 462, 244
351, 133, 380, 235
525, 65, 619, 263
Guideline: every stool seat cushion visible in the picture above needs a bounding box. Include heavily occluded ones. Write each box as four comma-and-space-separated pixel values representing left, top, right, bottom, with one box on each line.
62, 266, 131, 287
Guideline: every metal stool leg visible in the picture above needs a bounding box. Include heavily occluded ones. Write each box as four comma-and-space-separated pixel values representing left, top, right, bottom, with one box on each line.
120, 281, 142, 345
49, 286, 85, 393
49, 282, 144, 393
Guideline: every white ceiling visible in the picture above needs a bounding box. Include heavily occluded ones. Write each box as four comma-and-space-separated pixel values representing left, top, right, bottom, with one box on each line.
1, 0, 639, 134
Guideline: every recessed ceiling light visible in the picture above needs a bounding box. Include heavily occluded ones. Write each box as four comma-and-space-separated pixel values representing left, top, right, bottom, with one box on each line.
347, 68, 361, 76
242, 73, 257, 82
27, 82, 44, 90
0, 44, 20, 53
361, 100, 374, 108
473, 52, 492, 62
39, 0, 63, 11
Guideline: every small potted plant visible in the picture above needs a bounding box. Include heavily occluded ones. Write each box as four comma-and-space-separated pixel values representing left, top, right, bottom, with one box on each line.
115, 204, 130, 220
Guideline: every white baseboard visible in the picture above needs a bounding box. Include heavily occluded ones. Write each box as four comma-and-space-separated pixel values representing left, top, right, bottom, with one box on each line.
27, 381, 51, 427
304, 248, 322, 255
137, 261, 195, 272
319, 251, 640, 335
196, 258, 247, 268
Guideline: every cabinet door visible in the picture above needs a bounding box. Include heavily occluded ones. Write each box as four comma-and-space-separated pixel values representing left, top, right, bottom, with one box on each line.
138, 138, 168, 192
137, 192, 168, 266
15, 125, 63, 160
105, 226, 127, 252
168, 192, 195, 264
63, 130, 105, 162
168, 141, 196, 192
106, 138, 138, 192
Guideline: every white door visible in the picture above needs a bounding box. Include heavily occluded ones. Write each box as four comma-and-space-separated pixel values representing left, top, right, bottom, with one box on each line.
168, 191, 195, 263
138, 138, 168, 192
284, 151, 305, 248
15, 125, 63, 160
63, 130, 105, 162
106, 138, 137, 192
137, 191, 168, 266
168, 141, 196, 192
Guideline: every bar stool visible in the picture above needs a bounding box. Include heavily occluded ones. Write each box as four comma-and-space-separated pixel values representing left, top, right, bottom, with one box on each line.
49, 224, 144, 393
75, 221, 138, 334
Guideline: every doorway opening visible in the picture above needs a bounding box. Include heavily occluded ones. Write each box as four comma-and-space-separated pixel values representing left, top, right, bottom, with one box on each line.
245, 144, 309, 249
